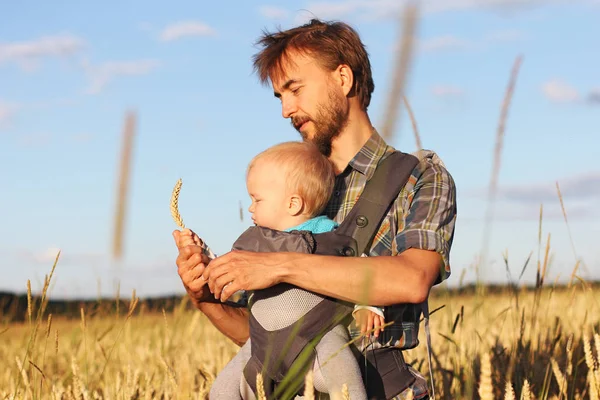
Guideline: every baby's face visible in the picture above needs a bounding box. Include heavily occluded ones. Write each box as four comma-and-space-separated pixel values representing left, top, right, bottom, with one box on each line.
246, 160, 290, 230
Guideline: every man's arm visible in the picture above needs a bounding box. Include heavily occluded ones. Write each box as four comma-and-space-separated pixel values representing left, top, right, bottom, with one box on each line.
206, 159, 456, 306
174, 230, 250, 346
197, 303, 250, 346
207, 248, 441, 306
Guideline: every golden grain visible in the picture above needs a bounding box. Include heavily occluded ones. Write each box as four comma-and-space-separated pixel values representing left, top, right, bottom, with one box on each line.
304, 369, 315, 400
504, 381, 515, 400
478, 351, 493, 400
521, 379, 532, 400
256, 373, 267, 400
170, 178, 186, 229
2, 285, 598, 398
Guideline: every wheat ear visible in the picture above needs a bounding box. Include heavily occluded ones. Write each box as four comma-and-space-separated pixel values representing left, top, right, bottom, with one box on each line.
256, 373, 267, 400
170, 178, 185, 229
479, 351, 493, 400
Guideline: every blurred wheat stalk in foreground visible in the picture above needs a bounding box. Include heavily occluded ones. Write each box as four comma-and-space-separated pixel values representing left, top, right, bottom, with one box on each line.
111, 111, 137, 261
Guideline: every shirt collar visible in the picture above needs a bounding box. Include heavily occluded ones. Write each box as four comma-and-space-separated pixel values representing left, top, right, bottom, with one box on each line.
347, 129, 394, 180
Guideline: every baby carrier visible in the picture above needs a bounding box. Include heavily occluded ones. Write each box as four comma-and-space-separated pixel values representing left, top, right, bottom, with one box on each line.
228, 150, 423, 399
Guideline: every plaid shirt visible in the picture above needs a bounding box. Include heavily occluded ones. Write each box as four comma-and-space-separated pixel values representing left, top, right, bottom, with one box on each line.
201, 130, 456, 399
324, 130, 457, 399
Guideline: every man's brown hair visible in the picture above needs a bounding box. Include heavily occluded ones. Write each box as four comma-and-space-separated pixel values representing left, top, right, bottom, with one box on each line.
252, 19, 375, 110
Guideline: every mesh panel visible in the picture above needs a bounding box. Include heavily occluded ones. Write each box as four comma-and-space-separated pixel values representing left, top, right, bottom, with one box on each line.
251, 288, 325, 331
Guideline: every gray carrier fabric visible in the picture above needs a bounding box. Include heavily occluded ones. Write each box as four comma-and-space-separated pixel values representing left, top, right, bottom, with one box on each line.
231, 226, 355, 397
231, 150, 420, 399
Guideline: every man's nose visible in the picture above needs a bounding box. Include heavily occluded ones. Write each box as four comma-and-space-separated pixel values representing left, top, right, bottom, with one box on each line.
281, 96, 297, 119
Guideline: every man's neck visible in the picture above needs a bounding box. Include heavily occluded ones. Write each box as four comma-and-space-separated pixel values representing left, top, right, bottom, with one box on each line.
329, 108, 374, 175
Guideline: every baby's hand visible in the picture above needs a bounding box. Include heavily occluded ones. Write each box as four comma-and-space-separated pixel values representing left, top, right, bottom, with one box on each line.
179, 228, 203, 248
354, 309, 385, 339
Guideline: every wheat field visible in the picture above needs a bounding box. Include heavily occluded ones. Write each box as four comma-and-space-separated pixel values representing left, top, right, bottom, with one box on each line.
2, 8, 597, 399
1, 255, 599, 400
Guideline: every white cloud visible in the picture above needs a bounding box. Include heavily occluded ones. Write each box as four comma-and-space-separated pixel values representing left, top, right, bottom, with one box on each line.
484, 29, 526, 42
159, 21, 216, 42
259, 6, 290, 19
18, 247, 105, 266
419, 35, 470, 52
431, 85, 465, 98
83, 59, 160, 94
0, 101, 18, 129
418, 28, 524, 53
471, 171, 600, 203
297, 0, 591, 20
304, 0, 379, 19
541, 79, 580, 103
18, 132, 52, 147
72, 133, 94, 143
20, 247, 62, 264
0, 34, 85, 70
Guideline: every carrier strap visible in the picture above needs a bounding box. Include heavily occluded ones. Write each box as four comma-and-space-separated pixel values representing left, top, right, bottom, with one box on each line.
334, 151, 419, 257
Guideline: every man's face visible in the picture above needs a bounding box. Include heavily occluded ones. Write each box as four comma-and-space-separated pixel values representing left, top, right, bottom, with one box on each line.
272, 51, 349, 157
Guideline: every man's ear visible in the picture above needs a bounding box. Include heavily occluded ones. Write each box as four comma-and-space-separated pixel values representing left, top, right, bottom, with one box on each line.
287, 194, 304, 217
334, 64, 354, 97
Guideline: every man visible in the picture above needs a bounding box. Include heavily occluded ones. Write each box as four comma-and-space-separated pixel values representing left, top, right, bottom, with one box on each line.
173, 19, 457, 399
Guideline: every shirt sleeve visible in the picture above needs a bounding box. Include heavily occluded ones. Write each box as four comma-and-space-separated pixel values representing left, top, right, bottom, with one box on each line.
352, 305, 385, 319
393, 154, 457, 283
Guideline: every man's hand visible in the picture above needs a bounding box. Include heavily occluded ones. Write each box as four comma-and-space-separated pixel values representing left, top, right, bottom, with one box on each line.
204, 250, 296, 301
173, 229, 212, 307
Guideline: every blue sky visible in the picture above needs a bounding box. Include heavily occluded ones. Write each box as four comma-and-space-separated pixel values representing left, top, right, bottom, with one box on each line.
1, 0, 598, 299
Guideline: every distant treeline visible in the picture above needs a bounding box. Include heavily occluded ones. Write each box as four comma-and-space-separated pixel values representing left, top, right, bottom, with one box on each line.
0, 291, 187, 323
2, 281, 598, 323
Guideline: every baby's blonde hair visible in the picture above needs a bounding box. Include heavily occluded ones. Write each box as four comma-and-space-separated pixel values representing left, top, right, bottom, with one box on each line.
247, 141, 335, 217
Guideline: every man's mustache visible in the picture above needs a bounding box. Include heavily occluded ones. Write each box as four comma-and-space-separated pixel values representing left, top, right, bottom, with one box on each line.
291, 116, 311, 130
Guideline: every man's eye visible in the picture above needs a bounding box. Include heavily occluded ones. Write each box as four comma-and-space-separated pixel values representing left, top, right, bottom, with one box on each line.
292, 87, 301, 94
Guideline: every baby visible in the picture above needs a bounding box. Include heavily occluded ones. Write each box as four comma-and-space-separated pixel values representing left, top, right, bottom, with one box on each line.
180, 141, 384, 399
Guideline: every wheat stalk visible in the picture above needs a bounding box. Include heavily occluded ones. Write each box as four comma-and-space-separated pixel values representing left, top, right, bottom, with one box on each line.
380, 2, 419, 141
594, 333, 600, 366
402, 95, 422, 150
112, 111, 137, 260
556, 181, 584, 281
566, 334, 574, 377
26, 280, 32, 325
478, 54, 523, 284
170, 178, 185, 229
478, 351, 493, 400
550, 357, 567, 398
521, 379, 532, 400
584, 332, 600, 399
584, 333, 597, 371
256, 373, 267, 400
303, 370, 314, 400
504, 381, 515, 400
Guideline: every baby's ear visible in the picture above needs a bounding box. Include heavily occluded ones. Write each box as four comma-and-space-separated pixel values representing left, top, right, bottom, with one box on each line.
288, 194, 304, 216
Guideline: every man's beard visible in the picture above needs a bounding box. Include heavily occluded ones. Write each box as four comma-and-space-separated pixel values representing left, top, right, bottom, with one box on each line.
291, 88, 349, 157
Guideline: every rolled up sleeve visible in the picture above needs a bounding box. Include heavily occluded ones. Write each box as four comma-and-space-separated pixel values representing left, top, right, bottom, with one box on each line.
393, 157, 457, 283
